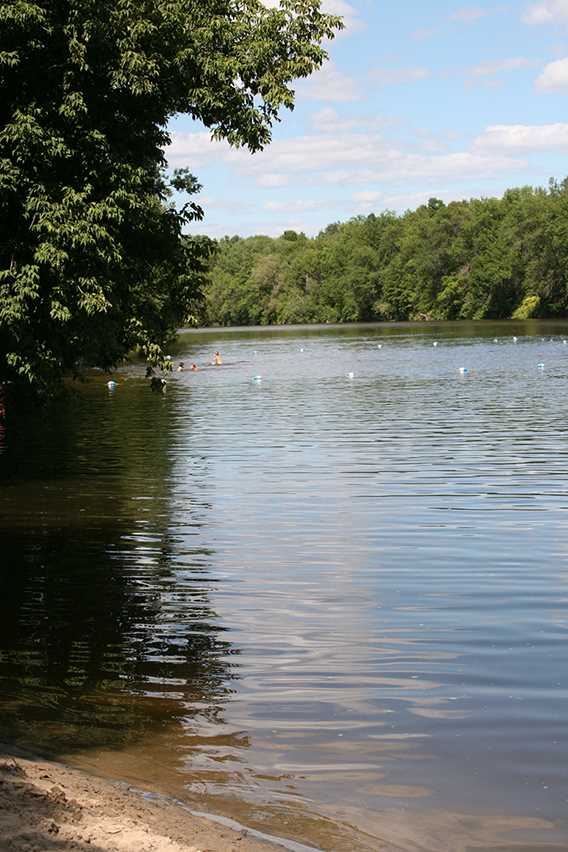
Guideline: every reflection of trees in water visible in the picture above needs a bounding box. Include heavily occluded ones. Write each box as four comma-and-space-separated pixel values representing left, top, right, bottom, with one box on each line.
0, 382, 238, 756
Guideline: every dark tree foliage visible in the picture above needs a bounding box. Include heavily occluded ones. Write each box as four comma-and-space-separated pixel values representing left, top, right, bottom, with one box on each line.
0, 0, 340, 392
204, 181, 568, 326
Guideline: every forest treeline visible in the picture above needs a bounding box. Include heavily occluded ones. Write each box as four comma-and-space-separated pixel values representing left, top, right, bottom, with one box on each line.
203, 179, 568, 326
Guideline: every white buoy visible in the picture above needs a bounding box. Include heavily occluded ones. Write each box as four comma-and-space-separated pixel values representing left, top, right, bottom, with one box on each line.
347, 372, 355, 379
537, 362, 545, 369
252, 375, 262, 383
377, 344, 382, 349
299, 347, 305, 352
493, 338, 498, 343
433, 341, 438, 347
458, 367, 468, 374
513, 336, 518, 343
107, 380, 117, 390
563, 340, 567, 345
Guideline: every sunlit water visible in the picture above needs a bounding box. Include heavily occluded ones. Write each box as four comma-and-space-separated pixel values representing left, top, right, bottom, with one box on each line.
2, 321, 568, 851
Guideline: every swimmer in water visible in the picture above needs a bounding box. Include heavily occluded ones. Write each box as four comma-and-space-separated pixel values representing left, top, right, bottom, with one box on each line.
190, 363, 199, 372
214, 351, 222, 366
177, 362, 185, 372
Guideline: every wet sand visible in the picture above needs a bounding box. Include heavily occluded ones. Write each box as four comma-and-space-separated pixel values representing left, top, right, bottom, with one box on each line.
0, 749, 283, 852
2, 747, 565, 852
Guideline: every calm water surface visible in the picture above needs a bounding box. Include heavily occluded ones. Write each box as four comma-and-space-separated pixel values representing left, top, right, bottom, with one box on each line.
2, 321, 568, 851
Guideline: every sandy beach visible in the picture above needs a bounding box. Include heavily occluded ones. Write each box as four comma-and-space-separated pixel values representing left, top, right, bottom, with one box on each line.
0, 749, 282, 852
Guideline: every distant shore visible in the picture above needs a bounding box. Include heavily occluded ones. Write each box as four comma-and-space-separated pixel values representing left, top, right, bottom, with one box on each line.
0, 748, 282, 852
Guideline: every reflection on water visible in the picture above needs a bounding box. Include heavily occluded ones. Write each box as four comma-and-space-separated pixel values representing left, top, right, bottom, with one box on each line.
2, 320, 568, 850
0, 390, 235, 757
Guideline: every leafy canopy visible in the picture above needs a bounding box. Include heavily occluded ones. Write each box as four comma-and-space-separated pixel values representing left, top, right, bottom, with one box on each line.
0, 0, 340, 392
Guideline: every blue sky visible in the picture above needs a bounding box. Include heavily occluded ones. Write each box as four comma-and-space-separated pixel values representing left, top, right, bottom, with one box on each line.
167, 0, 568, 238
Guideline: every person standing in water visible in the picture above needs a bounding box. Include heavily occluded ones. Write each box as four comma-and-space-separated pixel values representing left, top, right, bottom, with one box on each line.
214, 351, 222, 366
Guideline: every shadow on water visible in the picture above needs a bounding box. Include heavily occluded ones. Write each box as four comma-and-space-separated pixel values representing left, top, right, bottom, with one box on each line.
0, 381, 239, 758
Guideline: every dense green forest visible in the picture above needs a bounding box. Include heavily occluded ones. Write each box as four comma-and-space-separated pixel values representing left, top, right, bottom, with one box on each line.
203, 179, 568, 326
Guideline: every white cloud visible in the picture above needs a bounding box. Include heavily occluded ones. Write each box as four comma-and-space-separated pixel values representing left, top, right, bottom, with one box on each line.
322, 0, 365, 33
475, 122, 568, 149
346, 152, 526, 184
311, 108, 398, 135
311, 107, 363, 133
263, 0, 363, 34
523, 0, 568, 23
451, 6, 487, 23
168, 128, 527, 190
370, 67, 431, 86
198, 196, 254, 212
264, 199, 330, 212
168, 128, 385, 181
188, 218, 312, 238
414, 130, 448, 153
319, 170, 354, 184
353, 190, 381, 204
167, 131, 230, 168
536, 56, 568, 88
257, 173, 290, 188
470, 57, 535, 76
383, 189, 456, 209
258, 133, 380, 172
244, 133, 376, 172
299, 61, 361, 102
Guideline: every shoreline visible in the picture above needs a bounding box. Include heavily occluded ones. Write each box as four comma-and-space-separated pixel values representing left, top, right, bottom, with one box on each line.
0, 747, 300, 852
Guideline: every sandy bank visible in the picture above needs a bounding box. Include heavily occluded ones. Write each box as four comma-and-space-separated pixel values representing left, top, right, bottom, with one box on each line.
0, 750, 283, 852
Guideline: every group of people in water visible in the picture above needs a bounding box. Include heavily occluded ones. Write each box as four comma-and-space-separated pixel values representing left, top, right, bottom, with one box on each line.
148, 352, 222, 391
176, 351, 222, 372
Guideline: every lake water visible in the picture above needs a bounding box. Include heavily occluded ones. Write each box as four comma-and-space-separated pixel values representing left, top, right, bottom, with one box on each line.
2, 320, 568, 851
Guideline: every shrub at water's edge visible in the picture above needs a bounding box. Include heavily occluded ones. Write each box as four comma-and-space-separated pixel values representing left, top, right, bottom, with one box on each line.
512, 295, 541, 320
202, 180, 568, 327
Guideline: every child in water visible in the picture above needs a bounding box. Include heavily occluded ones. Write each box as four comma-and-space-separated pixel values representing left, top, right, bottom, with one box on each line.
214, 351, 222, 366
190, 363, 199, 372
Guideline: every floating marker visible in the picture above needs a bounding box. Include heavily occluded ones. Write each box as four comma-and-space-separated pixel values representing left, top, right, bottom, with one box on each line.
377, 344, 382, 349
347, 372, 355, 379
252, 375, 262, 383
564, 340, 567, 345
433, 341, 438, 347
537, 362, 545, 369
513, 336, 518, 343
107, 380, 117, 390
299, 347, 305, 352
493, 338, 498, 343
458, 367, 469, 374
